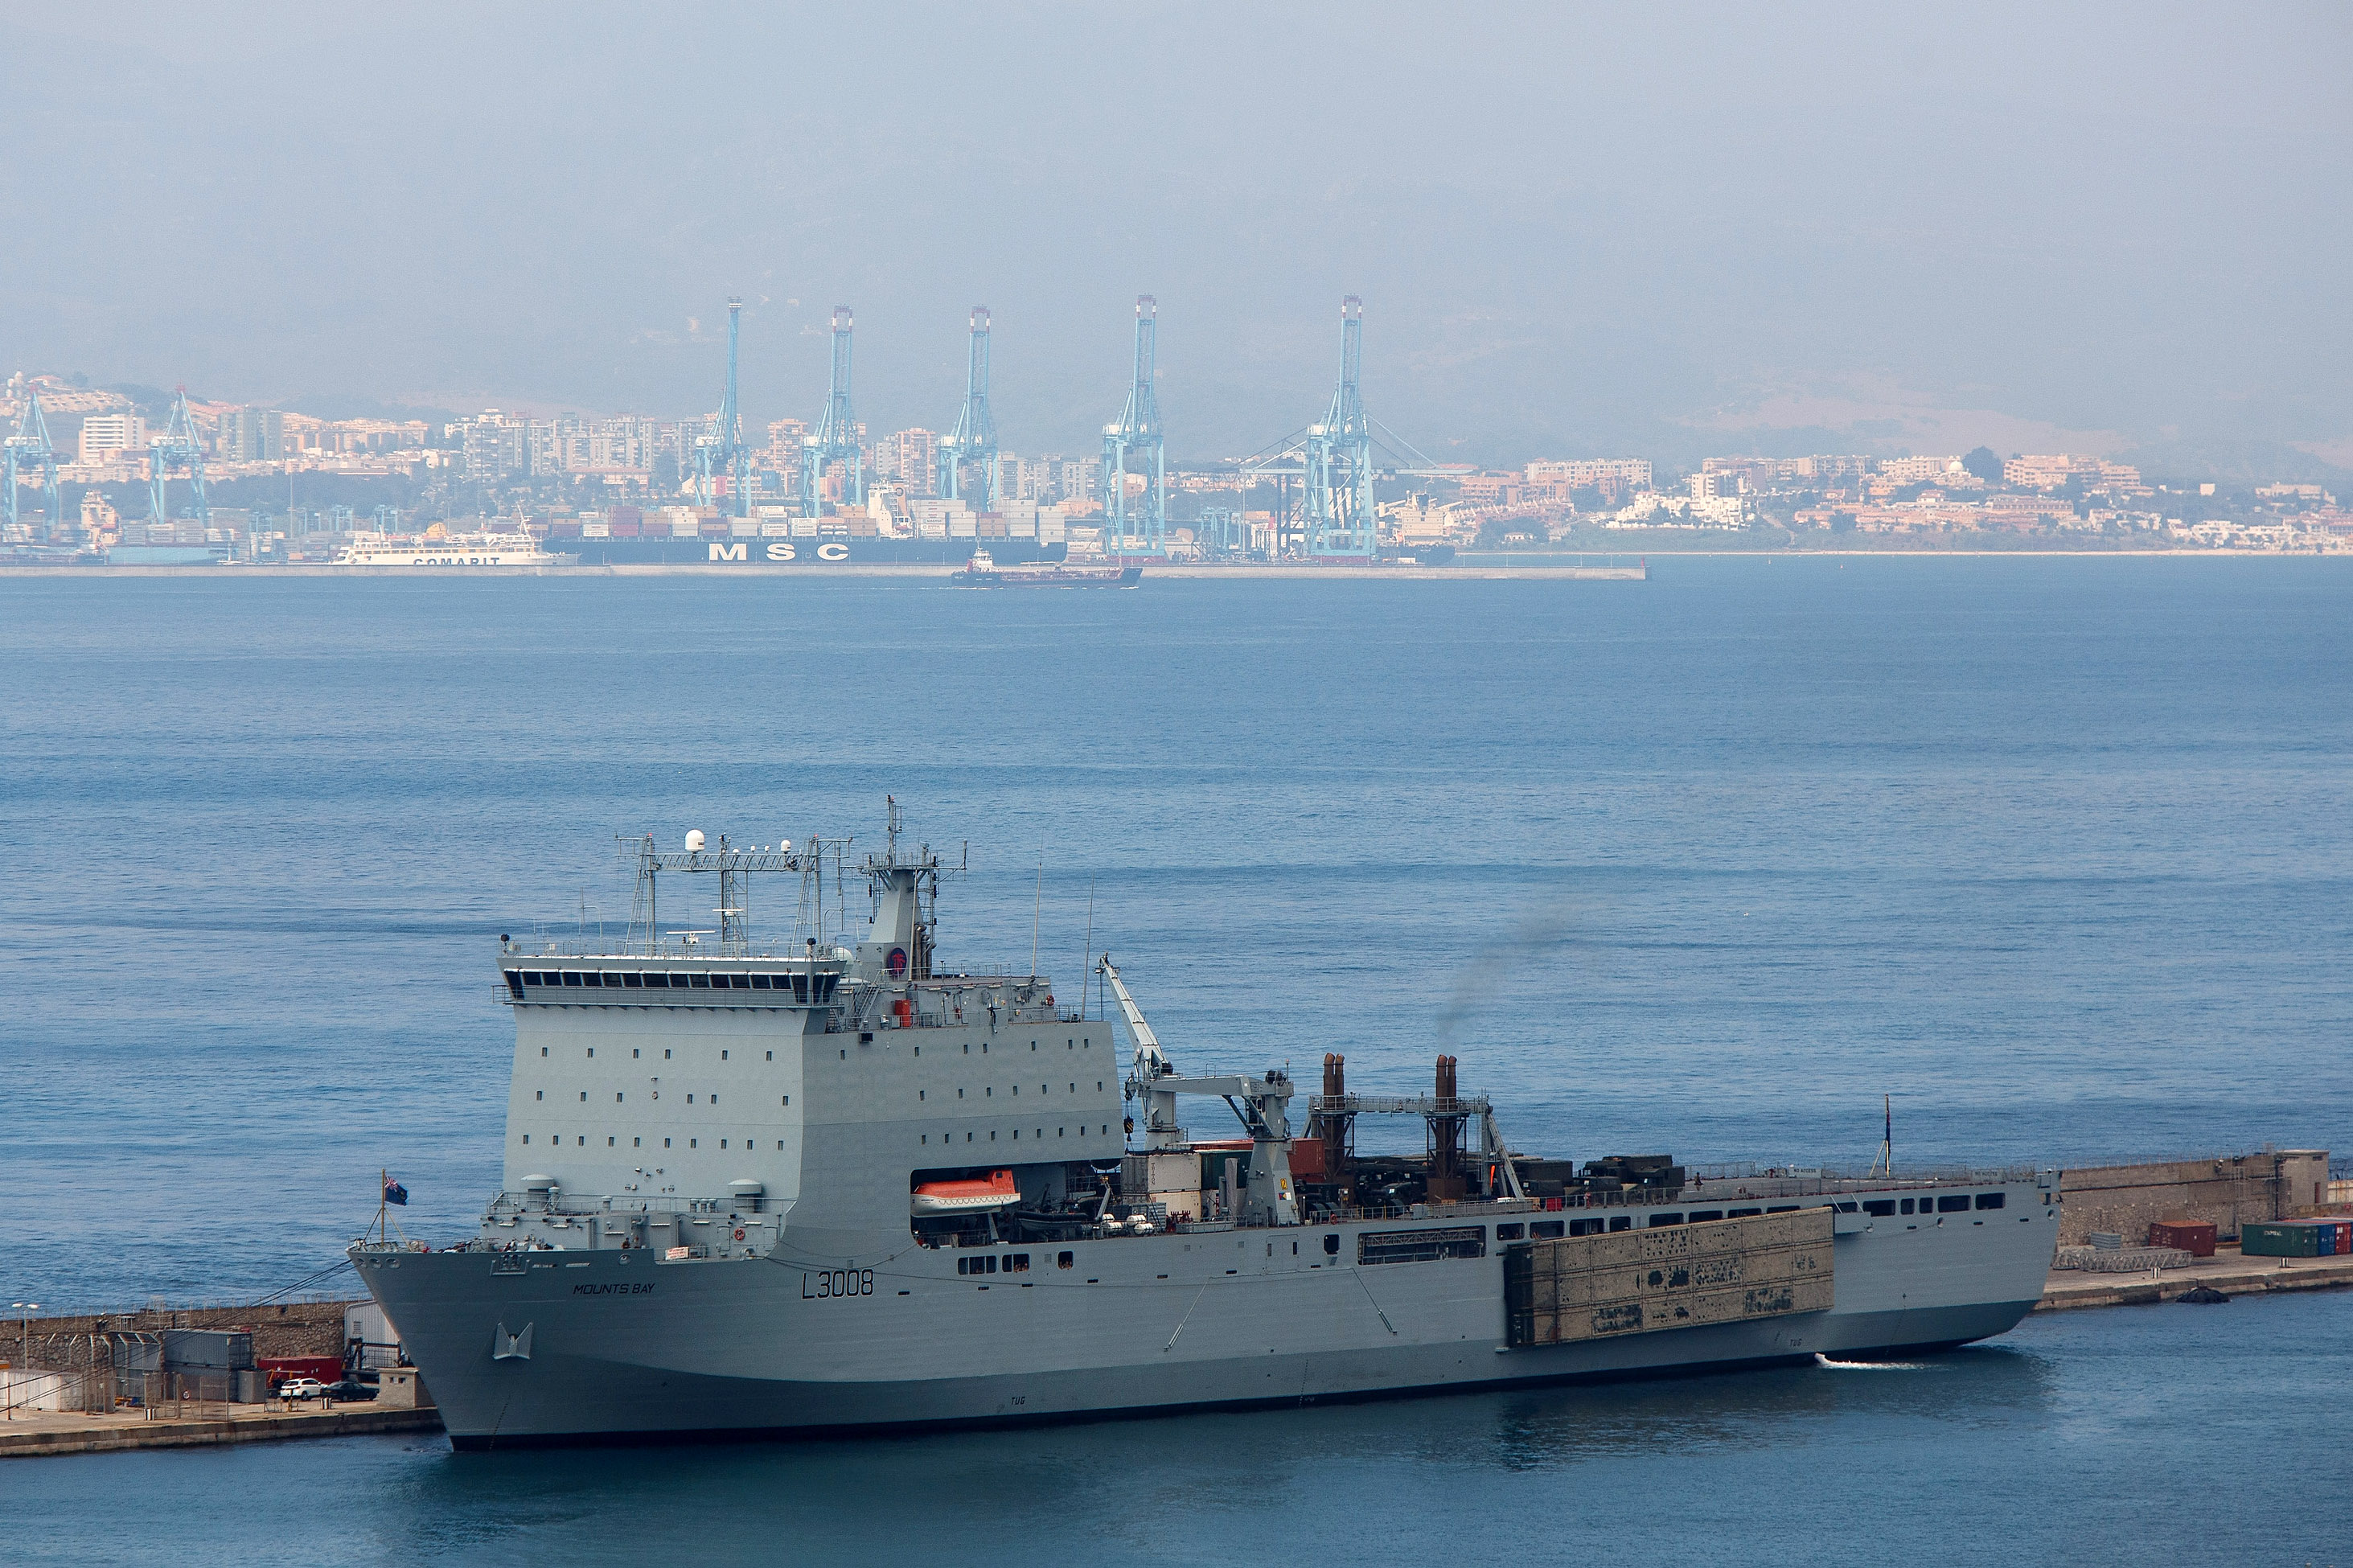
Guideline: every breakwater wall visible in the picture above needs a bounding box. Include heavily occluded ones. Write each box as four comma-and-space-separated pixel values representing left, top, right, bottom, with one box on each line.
2057, 1151, 2331, 1246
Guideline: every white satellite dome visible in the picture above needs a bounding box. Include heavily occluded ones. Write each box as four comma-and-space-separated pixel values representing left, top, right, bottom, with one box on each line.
685, 829, 706, 852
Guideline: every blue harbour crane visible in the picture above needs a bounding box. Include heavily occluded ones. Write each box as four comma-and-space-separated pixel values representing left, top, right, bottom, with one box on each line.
1238, 297, 1439, 558
1303, 296, 1375, 556
1101, 295, 1165, 555
4, 386, 63, 543
802, 306, 864, 517
939, 306, 998, 506
694, 298, 750, 517
147, 388, 210, 527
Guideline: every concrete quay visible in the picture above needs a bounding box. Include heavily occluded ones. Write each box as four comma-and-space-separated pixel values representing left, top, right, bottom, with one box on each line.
2035, 1248, 2353, 1312
0, 1402, 441, 1459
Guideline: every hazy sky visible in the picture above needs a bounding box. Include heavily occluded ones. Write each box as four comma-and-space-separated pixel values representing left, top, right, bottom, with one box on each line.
4, 3, 2347, 475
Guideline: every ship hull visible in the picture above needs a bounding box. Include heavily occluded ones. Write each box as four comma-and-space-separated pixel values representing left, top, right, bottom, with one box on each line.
558, 537, 1072, 567
360, 1184, 2055, 1448
952, 564, 1141, 588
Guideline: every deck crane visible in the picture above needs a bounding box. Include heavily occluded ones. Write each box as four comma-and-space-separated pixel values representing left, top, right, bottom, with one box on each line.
146, 388, 210, 527
693, 298, 750, 517
4, 386, 62, 543
1100, 954, 1300, 1225
938, 306, 998, 507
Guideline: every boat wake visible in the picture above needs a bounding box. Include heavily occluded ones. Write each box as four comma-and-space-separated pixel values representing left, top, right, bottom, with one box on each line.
1813, 1353, 1925, 1371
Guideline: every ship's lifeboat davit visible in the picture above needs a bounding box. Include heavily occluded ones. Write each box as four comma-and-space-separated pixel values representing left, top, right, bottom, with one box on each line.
911, 1169, 1020, 1215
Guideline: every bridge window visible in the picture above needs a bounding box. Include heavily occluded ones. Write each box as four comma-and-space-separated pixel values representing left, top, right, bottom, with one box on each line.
1532, 1221, 1567, 1238
562, 972, 582, 986
1863, 1201, 1896, 1217
1649, 1214, 1685, 1227
1900, 1199, 1916, 1214
1729, 1207, 1762, 1217
622, 973, 642, 987
1687, 1210, 1723, 1223
1937, 1195, 1971, 1213
1495, 1224, 1525, 1241
1975, 1192, 2005, 1209
751, 975, 771, 989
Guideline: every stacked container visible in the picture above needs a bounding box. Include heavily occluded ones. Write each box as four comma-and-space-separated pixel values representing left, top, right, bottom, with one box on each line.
2240, 1219, 2344, 1257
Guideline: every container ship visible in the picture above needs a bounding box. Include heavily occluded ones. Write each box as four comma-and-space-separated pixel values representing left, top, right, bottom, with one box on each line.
557, 535, 1074, 568
355, 803, 2060, 1448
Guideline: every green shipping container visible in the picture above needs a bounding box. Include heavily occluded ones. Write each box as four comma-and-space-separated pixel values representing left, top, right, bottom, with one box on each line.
2240, 1221, 2324, 1258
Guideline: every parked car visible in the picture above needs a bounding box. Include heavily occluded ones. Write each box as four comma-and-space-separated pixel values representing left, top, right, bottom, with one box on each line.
277, 1378, 326, 1402
321, 1379, 377, 1402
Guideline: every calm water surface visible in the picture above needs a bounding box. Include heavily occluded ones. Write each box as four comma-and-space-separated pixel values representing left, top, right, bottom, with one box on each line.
2, 559, 2347, 1562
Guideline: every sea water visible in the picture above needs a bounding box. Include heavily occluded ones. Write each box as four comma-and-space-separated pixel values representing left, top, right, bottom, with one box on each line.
2, 558, 2347, 1562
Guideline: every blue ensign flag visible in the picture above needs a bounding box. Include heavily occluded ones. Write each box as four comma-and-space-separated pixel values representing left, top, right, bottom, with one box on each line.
384, 1181, 409, 1207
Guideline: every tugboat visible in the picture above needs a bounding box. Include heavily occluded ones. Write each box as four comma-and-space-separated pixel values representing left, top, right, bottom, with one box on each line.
951, 547, 1141, 588
354, 801, 2060, 1448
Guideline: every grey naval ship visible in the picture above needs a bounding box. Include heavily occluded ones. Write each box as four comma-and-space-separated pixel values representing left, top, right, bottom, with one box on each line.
355, 803, 2060, 1448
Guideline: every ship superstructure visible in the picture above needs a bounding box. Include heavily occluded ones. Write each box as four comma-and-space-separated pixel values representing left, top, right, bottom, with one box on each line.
356, 802, 2060, 1448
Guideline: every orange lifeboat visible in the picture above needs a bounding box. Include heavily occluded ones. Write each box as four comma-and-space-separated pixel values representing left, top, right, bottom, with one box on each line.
910, 1169, 1020, 1216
